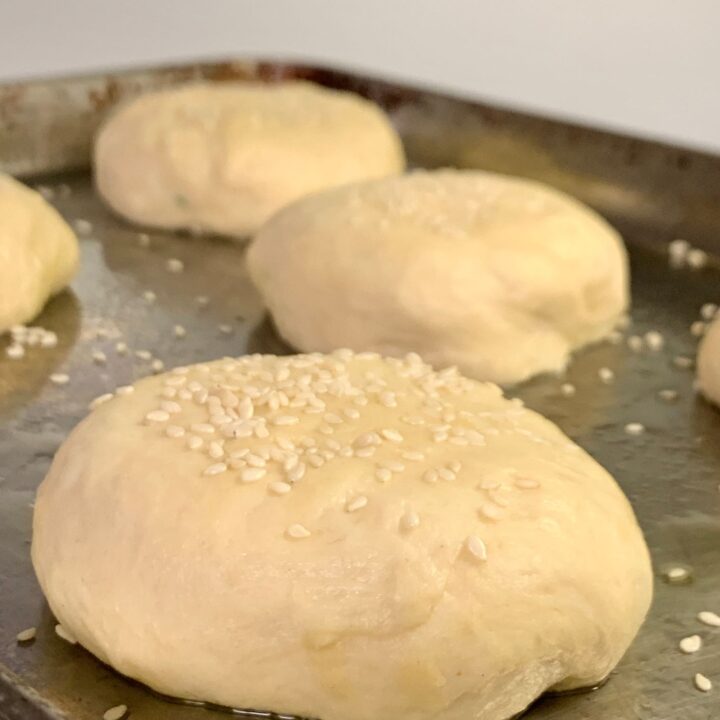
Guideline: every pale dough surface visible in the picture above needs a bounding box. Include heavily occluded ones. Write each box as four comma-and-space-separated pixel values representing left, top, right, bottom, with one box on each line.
697, 318, 720, 405
94, 81, 405, 237
32, 351, 651, 720
0, 174, 79, 333
248, 169, 629, 384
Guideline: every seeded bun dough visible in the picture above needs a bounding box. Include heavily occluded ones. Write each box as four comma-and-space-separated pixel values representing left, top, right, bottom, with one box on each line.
32, 351, 651, 720
94, 81, 405, 237
697, 318, 720, 405
247, 170, 629, 384
0, 174, 79, 333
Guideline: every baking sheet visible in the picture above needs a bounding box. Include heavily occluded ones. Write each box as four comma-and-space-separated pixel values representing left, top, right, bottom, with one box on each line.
1, 61, 720, 720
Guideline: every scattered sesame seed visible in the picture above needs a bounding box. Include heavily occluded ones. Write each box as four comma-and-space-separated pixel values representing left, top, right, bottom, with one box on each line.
402, 451, 425, 462
438, 467, 456, 481
92, 350, 107, 364
598, 367, 615, 384
115, 341, 128, 355
166, 258, 184, 273
679, 635, 702, 654
208, 441, 224, 459
698, 611, 720, 627
73, 218, 92, 235
151, 359, 165, 373
687, 249, 708, 269
515, 477, 540, 489
658, 389, 679, 402
173, 324, 186, 338
346, 495, 368, 513
627, 335, 643, 352
204, 462, 227, 476
423, 469, 438, 484
187, 435, 203, 450
701, 303, 718, 320
134, 349, 152, 361
673, 355, 694, 369
375, 468, 392, 483
4, 344, 24, 361
479, 503, 503, 520
103, 704, 129, 720
273, 415, 299, 426
89, 393, 114, 410
165, 425, 185, 438
269, 480, 292, 495
381, 428, 403, 443
465, 535, 488, 562
560, 383, 576, 397
240, 467, 266, 482
691, 320, 707, 337
644, 330, 664, 351
145, 410, 170, 423
16, 627, 36, 643
142, 290, 156, 304
218, 324, 233, 335
191, 423, 215, 434
195, 295, 210, 307
286, 523, 311, 539
665, 566, 690, 581
624, 422, 645, 436
50, 373, 70, 385
399, 510, 420, 532
115, 385, 134, 396
694, 673, 712, 692
54, 623, 78, 644
668, 239, 690, 264
138, 233, 151, 247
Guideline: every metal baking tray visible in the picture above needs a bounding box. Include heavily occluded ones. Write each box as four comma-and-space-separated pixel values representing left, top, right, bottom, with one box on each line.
1, 60, 720, 720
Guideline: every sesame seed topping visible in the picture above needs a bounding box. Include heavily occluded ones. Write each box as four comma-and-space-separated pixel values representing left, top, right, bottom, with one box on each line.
438, 467, 456, 481
16, 627, 36, 643
151, 359, 165, 373
143, 290, 156, 304
698, 611, 720, 627
658, 389, 678, 402
50, 373, 70, 385
286, 524, 311, 539
515, 477, 540, 489
624, 422, 645, 436
196, 295, 209, 307
598, 367, 615, 384
691, 320, 706, 337
89, 393, 114, 410
115, 341, 128, 354
423, 469, 438, 484
665, 566, 689, 582
240, 467, 266, 482
269, 480, 292, 495
287, 463, 306, 483
204, 462, 227, 476
208, 441, 225, 459
701, 302, 718, 320
465, 535, 488, 562
5, 344, 24, 359
191, 423, 215, 434
187, 435, 203, 450
627, 335, 643, 352
145, 410, 170, 424
673, 355, 694, 369
273, 415, 299, 426
346, 495, 368, 513
687, 248, 708, 269
679, 635, 702, 654
479, 503, 503, 521
92, 350, 107, 364
103, 704, 129, 720
644, 330, 664, 351
694, 673, 712, 692
375, 468, 392, 483
218, 323, 233, 335
402, 450, 425, 462
399, 510, 420, 532
166, 258, 184, 273
381, 428, 403, 443
54, 623, 78, 644
560, 383, 576, 397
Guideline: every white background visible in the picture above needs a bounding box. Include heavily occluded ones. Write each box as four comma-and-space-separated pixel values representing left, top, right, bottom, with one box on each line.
1, 0, 719, 152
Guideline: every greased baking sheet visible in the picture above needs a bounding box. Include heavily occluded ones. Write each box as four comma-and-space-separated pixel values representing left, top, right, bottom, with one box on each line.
1, 61, 720, 720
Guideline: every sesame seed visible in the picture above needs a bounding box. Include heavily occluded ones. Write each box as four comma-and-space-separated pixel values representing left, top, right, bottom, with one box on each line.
208, 441, 224, 459
399, 510, 420, 532
323, 412, 343, 424
465, 535, 488, 562
515, 477, 540, 489
691, 320, 706, 337
381, 460, 406, 473
50, 373, 70, 385
160, 400, 181, 414
665, 566, 689, 582
218, 323, 233, 335
624, 422, 645, 436
402, 451, 425, 462
162, 387, 177, 399
380, 391, 397, 407
644, 330, 664, 351
73, 218, 92, 235
273, 415, 299, 426
165, 425, 185, 438
423, 469, 438, 483
115, 341, 128, 355
195, 295, 210, 307
287, 463, 306, 483
173, 324, 187, 338
151, 359, 165, 373
698, 611, 720, 627
687, 249, 708, 269
479, 503, 503, 520
679, 635, 702, 654
673, 355, 694, 369
701, 302, 718, 320
668, 239, 690, 264
138, 233, 151, 247
145, 410, 170, 423
187, 435, 203, 450
92, 350, 107, 364
627, 335, 643, 352
343, 408, 360, 420
103, 704, 129, 720
560, 383, 576, 397
89, 393, 114, 410
433, 432, 448, 443
54, 623, 78, 644
5, 344, 24, 361
381, 428, 403, 443
355, 432, 380, 448
16, 627, 36, 643
438, 467, 456, 481
286, 524, 311, 539
166, 258, 184, 273
658, 389, 678, 402
246, 453, 266, 468
204, 462, 227, 476
142, 290, 156, 304
269, 480, 292, 495
375, 468, 392, 483
346, 496, 368, 513
240, 467, 266, 482
598, 367, 615, 384
694, 673, 712, 692
191, 423, 215, 434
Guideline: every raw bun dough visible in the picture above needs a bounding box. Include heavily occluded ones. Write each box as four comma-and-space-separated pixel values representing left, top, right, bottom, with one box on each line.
32, 351, 651, 720
0, 174, 79, 333
248, 170, 629, 384
697, 317, 720, 405
94, 81, 405, 237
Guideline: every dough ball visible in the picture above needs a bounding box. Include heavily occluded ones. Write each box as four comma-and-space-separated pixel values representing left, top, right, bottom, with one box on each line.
32, 351, 651, 720
0, 174, 79, 333
697, 317, 720, 405
248, 170, 629, 384
94, 81, 405, 237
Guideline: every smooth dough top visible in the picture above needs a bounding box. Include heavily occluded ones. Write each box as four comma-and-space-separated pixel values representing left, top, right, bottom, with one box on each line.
32, 351, 651, 720
93, 81, 405, 237
248, 169, 629, 384
697, 317, 720, 405
0, 174, 79, 332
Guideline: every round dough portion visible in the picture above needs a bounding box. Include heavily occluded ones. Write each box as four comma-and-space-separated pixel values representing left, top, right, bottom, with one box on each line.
0, 174, 79, 333
94, 81, 405, 237
247, 169, 629, 384
32, 351, 651, 720
697, 317, 720, 404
